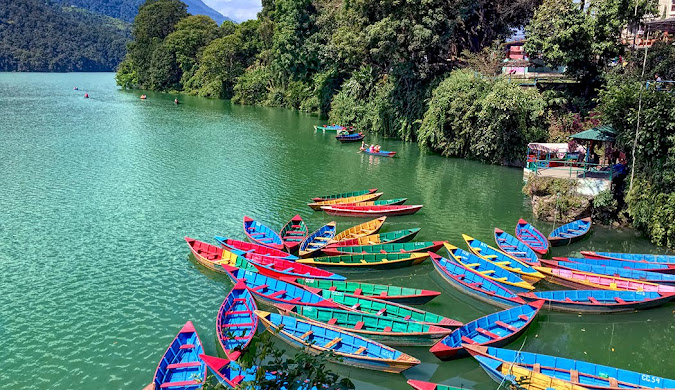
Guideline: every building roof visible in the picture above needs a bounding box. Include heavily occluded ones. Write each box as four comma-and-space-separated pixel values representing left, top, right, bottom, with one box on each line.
645, 17, 675, 32
569, 125, 617, 142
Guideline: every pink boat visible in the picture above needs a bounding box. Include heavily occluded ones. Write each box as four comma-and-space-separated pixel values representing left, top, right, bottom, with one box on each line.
535, 266, 675, 293
320, 204, 423, 217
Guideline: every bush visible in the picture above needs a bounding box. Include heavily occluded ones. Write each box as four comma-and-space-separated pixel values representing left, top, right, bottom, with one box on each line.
626, 179, 675, 248
591, 189, 618, 225
232, 65, 272, 105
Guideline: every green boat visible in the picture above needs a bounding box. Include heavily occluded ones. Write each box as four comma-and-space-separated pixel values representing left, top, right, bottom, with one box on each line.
324, 228, 421, 247
352, 198, 408, 206
319, 290, 461, 328
289, 279, 441, 305
322, 241, 447, 256
311, 188, 377, 201
276, 305, 453, 346
297, 252, 429, 269
407, 379, 467, 390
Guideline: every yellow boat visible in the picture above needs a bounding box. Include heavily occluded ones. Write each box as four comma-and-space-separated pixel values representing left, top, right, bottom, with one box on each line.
184, 237, 253, 273
500, 362, 590, 390
307, 192, 383, 211
462, 234, 544, 284
330, 217, 386, 243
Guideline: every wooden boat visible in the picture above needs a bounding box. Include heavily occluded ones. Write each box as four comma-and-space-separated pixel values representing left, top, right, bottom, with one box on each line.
184, 237, 256, 273
326, 228, 421, 247
151, 321, 206, 390
429, 253, 526, 309
276, 304, 453, 346
581, 251, 675, 264
465, 344, 675, 390
199, 354, 268, 389
430, 301, 544, 360
330, 217, 386, 243
321, 241, 446, 256
287, 278, 440, 305
563, 256, 675, 274
242, 216, 285, 251
321, 204, 423, 217
314, 124, 353, 132
256, 310, 420, 373
542, 259, 675, 286
518, 289, 675, 313
297, 252, 429, 269
279, 214, 308, 253
216, 281, 258, 360
311, 188, 378, 202
227, 268, 339, 308
360, 147, 396, 157
307, 193, 383, 211
246, 252, 346, 281
319, 289, 462, 328
350, 198, 408, 206
548, 217, 592, 246
515, 219, 549, 256
298, 221, 337, 258
534, 266, 675, 293
494, 228, 540, 266
444, 244, 535, 293
463, 234, 544, 284
407, 380, 466, 390
214, 236, 298, 260
336, 132, 365, 142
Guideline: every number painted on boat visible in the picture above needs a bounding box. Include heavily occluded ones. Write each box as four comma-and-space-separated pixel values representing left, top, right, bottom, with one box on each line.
641, 375, 660, 384
303, 278, 315, 283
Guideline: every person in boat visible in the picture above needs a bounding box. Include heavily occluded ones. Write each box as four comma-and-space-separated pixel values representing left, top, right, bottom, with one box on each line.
84, 93, 89, 98
73, 86, 78, 90
374, 145, 381, 153
140, 94, 147, 100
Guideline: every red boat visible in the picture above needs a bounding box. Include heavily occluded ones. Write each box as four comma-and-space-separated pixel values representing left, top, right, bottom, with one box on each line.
245, 253, 346, 281
214, 236, 298, 260
320, 204, 423, 217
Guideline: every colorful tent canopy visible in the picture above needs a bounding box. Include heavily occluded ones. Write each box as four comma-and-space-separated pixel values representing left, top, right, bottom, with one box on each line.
569, 126, 616, 142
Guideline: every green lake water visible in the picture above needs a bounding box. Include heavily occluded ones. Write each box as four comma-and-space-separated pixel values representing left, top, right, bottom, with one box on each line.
0, 73, 673, 390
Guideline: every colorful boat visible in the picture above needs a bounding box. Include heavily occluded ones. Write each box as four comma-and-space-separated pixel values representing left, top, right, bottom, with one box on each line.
407, 380, 466, 390
321, 204, 423, 217
242, 216, 285, 251
336, 132, 365, 142
307, 193, 383, 211
463, 234, 544, 284
518, 289, 675, 313
227, 268, 339, 308
429, 253, 526, 309
184, 237, 256, 273
199, 354, 269, 389
297, 252, 429, 269
350, 198, 408, 206
214, 236, 298, 260
430, 301, 544, 360
444, 244, 535, 293
360, 147, 396, 157
314, 124, 352, 132
279, 214, 308, 253
515, 219, 549, 256
534, 266, 675, 293
319, 290, 462, 328
246, 252, 346, 281
288, 278, 440, 305
276, 304, 453, 346
548, 217, 592, 246
330, 217, 387, 243
325, 228, 421, 247
563, 256, 675, 274
256, 311, 420, 373
216, 281, 258, 360
465, 344, 675, 390
321, 241, 446, 256
494, 228, 540, 266
580, 251, 675, 264
298, 221, 337, 258
311, 188, 378, 202
542, 259, 675, 286
150, 321, 206, 390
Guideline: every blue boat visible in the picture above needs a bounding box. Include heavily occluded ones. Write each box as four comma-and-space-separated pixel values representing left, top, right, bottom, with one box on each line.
243, 216, 285, 251
465, 344, 675, 390
429, 301, 544, 360
429, 253, 526, 309
216, 281, 258, 360
151, 321, 206, 390
548, 217, 592, 246
226, 268, 339, 308
515, 219, 549, 255
299, 221, 337, 258
200, 354, 319, 389
336, 132, 365, 142
444, 244, 535, 293
543, 259, 675, 286
581, 251, 675, 265
463, 234, 544, 284
360, 147, 396, 157
518, 289, 675, 313
494, 228, 540, 266
564, 256, 675, 274
256, 311, 420, 373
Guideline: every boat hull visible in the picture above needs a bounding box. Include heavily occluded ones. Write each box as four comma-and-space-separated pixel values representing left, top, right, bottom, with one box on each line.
548, 217, 592, 247
321, 205, 423, 217
519, 290, 675, 313
515, 219, 549, 255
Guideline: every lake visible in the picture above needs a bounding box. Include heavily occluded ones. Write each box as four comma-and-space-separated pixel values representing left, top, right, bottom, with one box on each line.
0, 73, 672, 390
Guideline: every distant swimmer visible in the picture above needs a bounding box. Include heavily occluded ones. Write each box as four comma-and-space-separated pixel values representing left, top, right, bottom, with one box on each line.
140, 94, 147, 100
73, 86, 78, 90
174, 98, 179, 104
84, 93, 89, 98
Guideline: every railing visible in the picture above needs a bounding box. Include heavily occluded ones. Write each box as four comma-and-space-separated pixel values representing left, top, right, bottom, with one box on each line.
526, 159, 615, 181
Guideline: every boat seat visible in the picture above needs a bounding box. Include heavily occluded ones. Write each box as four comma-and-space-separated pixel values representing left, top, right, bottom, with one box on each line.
468, 282, 482, 288
353, 346, 367, 355
481, 270, 496, 275
222, 322, 254, 328
497, 238, 507, 242
455, 274, 466, 279
300, 330, 313, 339
290, 297, 302, 302
251, 284, 268, 291
532, 363, 541, 373
484, 255, 498, 259
378, 291, 388, 297
281, 267, 295, 273
376, 308, 386, 316
383, 326, 392, 332
269, 290, 287, 297
570, 369, 579, 383
476, 327, 499, 339
249, 232, 265, 237
494, 321, 517, 332
160, 380, 201, 388
380, 250, 388, 254
353, 288, 362, 295
327, 318, 338, 325
461, 336, 477, 344
466, 263, 480, 267
614, 297, 626, 303
587, 296, 600, 304
179, 344, 195, 350
351, 303, 361, 310
354, 321, 365, 330
517, 314, 529, 321
323, 337, 342, 349
564, 297, 574, 303
403, 315, 411, 320
167, 362, 201, 369
328, 286, 337, 291
225, 310, 252, 316
609, 378, 619, 387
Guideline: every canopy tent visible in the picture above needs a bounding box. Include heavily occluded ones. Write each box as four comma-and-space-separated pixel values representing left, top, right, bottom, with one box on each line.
527, 142, 585, 157
569, 126, 617, 142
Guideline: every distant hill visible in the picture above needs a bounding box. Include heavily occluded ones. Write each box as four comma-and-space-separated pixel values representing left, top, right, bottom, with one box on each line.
0, 0, 130, 71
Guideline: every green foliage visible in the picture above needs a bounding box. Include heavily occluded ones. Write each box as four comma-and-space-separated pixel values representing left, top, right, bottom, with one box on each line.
523, 176, 578, 197
626, 180, 675, 248
592, 190, 619, 224
232, 66, 273, 105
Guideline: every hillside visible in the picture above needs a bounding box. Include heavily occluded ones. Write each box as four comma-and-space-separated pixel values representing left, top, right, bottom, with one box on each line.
0, 0, 130, 71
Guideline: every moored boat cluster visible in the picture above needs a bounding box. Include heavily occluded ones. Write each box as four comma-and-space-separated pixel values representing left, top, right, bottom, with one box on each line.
146, 189, 675, 390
